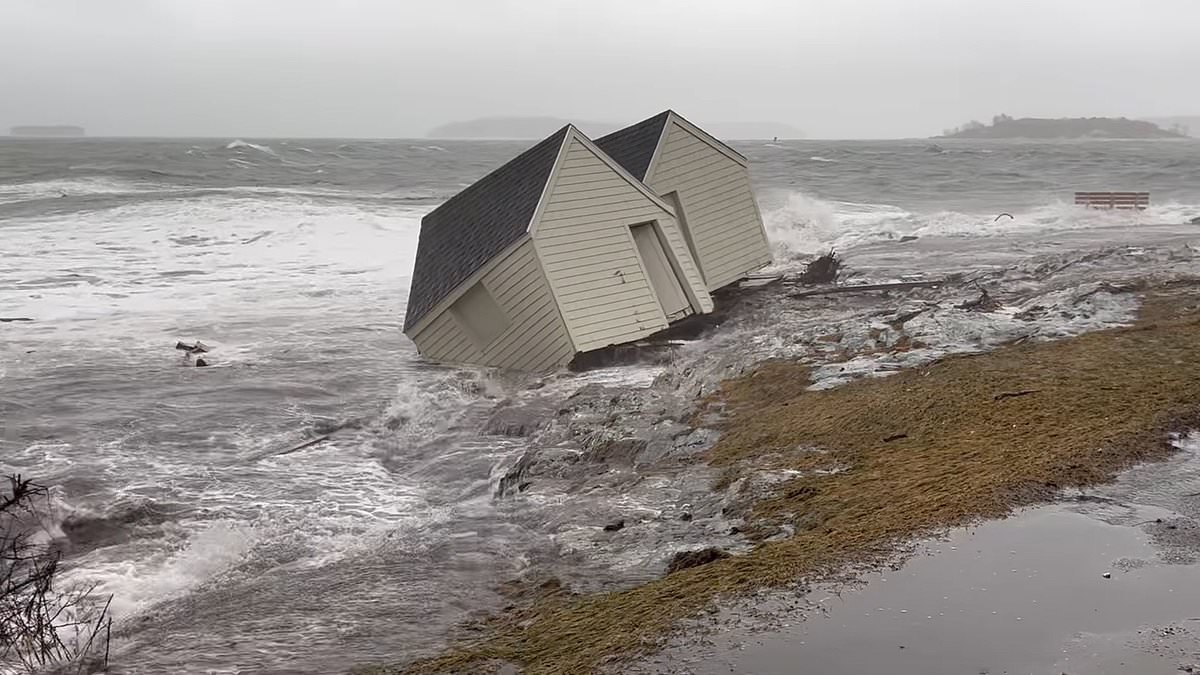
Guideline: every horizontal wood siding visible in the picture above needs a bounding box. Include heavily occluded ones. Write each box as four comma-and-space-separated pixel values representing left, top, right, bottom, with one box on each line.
648, 121, 772, 291
534, 137, 712, 353
409, 239, 574, 371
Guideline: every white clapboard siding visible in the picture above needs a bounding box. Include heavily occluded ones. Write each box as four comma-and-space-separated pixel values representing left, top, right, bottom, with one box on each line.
409, 238, 574, 371
647, 121, 772, 291
533, 135, 711, 353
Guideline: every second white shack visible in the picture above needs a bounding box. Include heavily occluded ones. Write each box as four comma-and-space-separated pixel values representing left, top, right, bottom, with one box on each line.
595, 111, 773, 292
403, 125, 714, 370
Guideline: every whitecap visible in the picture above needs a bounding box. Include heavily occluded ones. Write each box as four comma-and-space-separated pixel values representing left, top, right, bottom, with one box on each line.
224, 139, 278, 156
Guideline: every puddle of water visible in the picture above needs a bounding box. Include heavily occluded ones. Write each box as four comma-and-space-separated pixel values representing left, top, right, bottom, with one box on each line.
646, 505, 1200, 675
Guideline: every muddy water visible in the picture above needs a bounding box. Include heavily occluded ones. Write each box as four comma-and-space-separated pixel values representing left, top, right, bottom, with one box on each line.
630, 440, 1200, 675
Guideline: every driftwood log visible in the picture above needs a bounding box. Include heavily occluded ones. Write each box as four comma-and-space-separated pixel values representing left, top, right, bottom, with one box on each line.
791, 279, 947, 299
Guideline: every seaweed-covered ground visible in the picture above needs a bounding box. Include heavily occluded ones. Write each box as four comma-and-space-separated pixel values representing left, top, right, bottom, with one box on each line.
363, 225, 1200, 675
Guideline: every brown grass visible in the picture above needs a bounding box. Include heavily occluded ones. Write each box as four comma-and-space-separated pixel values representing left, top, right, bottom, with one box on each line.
398, 287, 1200, 675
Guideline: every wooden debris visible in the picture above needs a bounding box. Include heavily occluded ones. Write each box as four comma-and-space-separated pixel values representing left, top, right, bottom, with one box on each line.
994, 389, 1040, 401
175, 341, 209, 354
791, 279, 946, 299
278, 434, 331, 456
883, 433, 908, 442
1072, 282, 1138, 306
889, 305, 936, 329
958, 287, 1002, 312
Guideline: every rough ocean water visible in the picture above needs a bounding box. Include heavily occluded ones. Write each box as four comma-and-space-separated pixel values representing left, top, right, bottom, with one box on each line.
2, 136, 1200, 673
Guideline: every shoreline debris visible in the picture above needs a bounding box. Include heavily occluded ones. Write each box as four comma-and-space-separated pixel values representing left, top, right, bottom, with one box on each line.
994, 389, 1040, 401
958, 286, 1002, 312
174, 341, 209, 354
795, 249, 842, 285
176, 340, 212, 367
791, 279, 946, 299
278, 434, 332, 456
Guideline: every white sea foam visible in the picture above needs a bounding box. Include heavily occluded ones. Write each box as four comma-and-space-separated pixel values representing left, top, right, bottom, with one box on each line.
0, 177, 153, 204
64, 520, 257, 618
224, 139, 277, 156
759, 190, 1200, 264
0, 194, 425, 342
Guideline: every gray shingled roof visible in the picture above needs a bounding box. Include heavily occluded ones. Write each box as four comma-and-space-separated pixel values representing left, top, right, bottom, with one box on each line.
404, 126, 570, 332
593, 111, 671, 181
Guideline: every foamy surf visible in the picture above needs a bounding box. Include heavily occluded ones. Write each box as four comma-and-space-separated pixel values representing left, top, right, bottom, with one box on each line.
64, 520, 258, 619
758, 190, 1200, 265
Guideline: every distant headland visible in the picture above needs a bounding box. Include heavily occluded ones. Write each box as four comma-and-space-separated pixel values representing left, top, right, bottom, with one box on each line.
427, 116, 803, 140
939, 115, 1184, 139
9, 125, 86, 137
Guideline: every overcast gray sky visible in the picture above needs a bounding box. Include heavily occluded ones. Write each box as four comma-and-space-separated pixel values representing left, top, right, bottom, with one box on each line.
3, 0, 1198, 138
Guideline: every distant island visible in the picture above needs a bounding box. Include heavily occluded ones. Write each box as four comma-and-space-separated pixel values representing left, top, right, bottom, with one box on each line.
427, 116, 803, 140
1141, 116, 1198, 137
9, 125, 85, 137
939, 115, 1184, 139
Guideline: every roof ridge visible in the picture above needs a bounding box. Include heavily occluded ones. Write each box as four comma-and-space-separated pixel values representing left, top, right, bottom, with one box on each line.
592, 111, 671, 181
423, 125, 570, 222
404, 125, 571, 332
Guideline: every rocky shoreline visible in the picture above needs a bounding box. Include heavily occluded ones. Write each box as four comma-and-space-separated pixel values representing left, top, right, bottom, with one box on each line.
359, 234, 1200, 675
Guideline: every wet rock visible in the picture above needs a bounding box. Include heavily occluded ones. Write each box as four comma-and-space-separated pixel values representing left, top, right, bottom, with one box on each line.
1147, 517, 1200, 564
603, 520, 625, 532
585, 437, 649, 466
483, 401, 552, 437
666, 547, 730, 574
958, 287, 1002, 312
796, 250, 841, 285
679, 512, 693, 522
195, 358, 209, 367
1189, 216, 1200, 225
495, 445, 583, 497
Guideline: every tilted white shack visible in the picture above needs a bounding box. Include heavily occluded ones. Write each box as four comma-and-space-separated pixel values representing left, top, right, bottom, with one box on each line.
403, 125, 714, 370
595, 111, 772, 291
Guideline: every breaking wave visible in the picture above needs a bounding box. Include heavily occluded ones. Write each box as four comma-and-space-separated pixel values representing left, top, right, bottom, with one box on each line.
761, 190, 1200, 261
224, 139, 278, 156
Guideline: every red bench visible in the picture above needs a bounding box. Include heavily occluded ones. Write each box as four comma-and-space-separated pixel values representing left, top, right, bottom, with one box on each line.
1074, 192, 1149, 210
